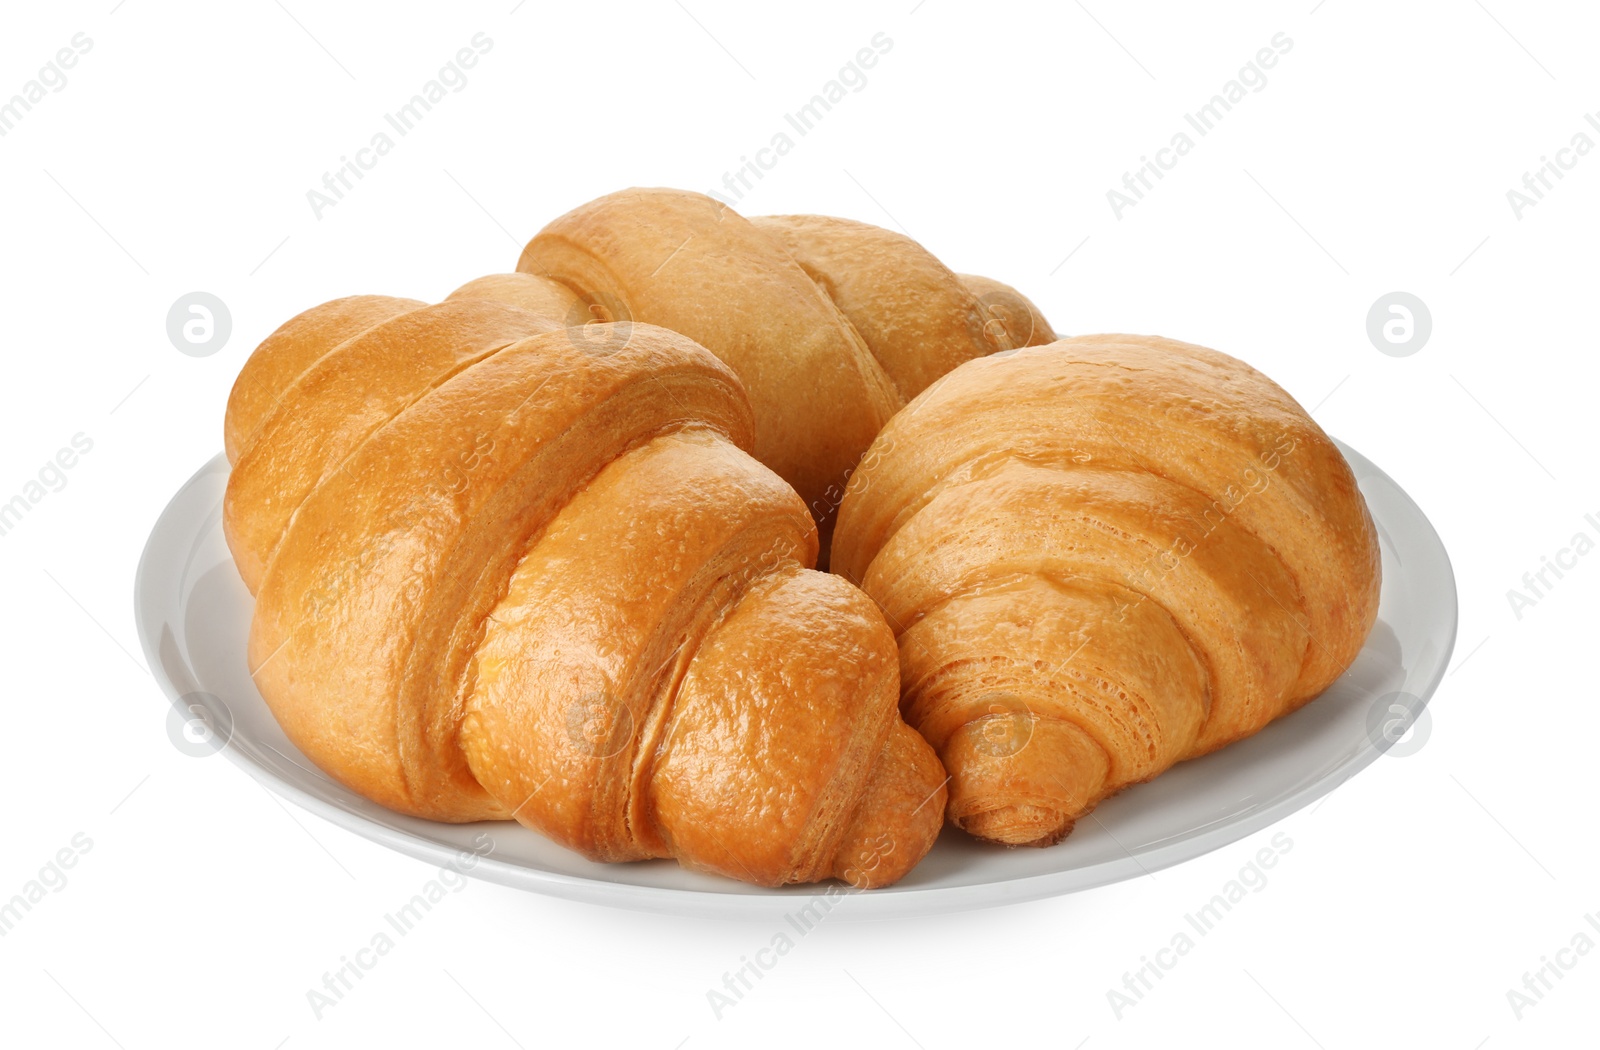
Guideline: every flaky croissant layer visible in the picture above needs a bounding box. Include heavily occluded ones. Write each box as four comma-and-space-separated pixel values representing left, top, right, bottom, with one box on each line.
832, 335, 1381, 847
225, 289, 945, 887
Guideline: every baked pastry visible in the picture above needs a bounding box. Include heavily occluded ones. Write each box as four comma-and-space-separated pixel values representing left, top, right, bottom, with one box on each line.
223, 293, 946, 887
504, 188, 1055, 556
831, 335, 1381, 846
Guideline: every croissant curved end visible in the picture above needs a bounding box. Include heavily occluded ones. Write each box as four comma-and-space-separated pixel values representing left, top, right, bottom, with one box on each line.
833, 334, 1381, 849
226, 290, 947, 887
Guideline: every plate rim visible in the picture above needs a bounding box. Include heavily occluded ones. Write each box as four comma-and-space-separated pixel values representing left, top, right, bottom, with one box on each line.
134, 439, 1457, 920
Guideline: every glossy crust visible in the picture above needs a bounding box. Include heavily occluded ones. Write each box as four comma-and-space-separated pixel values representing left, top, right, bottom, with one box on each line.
511, 188, 1053, 554
224, 295, 946, 887
224, 298, 559, 593
223, 295, 424, 465
832, 335, 1381, 847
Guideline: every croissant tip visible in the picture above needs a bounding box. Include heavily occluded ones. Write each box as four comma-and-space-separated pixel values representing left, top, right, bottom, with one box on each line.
955, 806, 1076, 848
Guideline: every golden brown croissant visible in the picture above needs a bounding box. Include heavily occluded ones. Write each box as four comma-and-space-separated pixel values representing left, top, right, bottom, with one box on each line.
497, 188, 1054, 554
223, 290, 946, 887
831, 335, 1381, 847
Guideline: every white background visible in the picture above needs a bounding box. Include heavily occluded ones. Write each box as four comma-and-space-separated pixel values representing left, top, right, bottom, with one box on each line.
1, 1, 1595, 1046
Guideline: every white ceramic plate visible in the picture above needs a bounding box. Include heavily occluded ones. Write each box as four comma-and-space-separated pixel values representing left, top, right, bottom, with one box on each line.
134, 440, 1455, 919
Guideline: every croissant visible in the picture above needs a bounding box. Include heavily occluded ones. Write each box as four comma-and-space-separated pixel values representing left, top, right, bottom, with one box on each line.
222, 291, 947, 887
831, 335, 1381, 847
499, 187, 1055, 554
